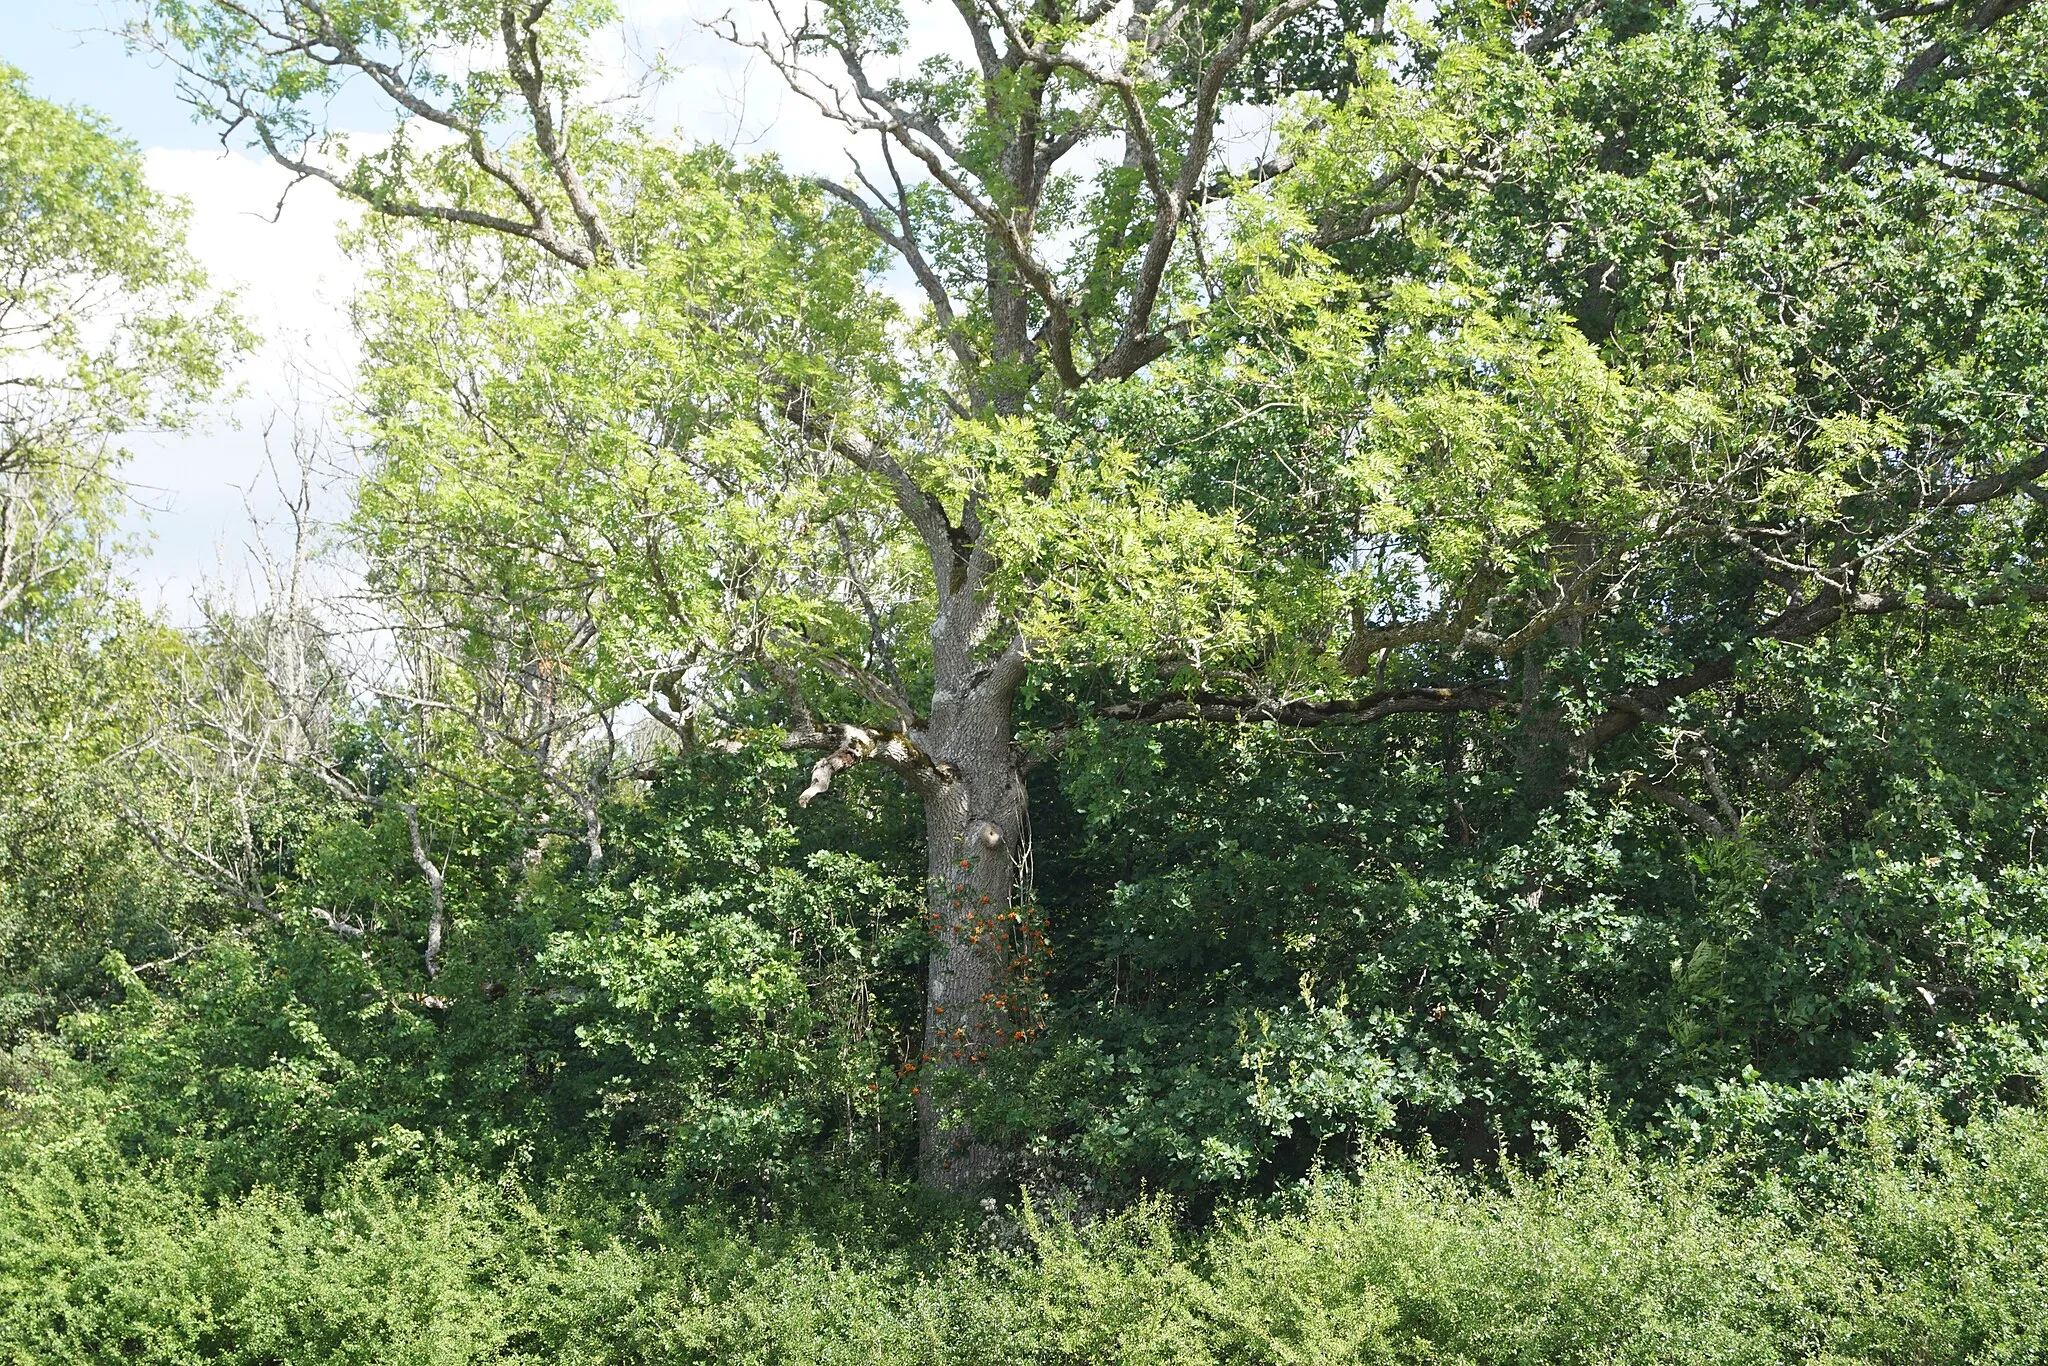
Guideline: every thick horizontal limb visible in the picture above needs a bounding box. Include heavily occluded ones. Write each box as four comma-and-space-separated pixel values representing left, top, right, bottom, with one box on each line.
1578, 580, 2048, 753
1096, 684, 1512, 728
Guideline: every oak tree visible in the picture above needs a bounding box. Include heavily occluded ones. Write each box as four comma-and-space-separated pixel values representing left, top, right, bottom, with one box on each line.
131, 0, 2048, 1183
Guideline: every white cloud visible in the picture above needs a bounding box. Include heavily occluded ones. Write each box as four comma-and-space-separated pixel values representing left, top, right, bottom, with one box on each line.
145, 146, 362, 344
121, 147, 363, 618
593, 0, 971, 175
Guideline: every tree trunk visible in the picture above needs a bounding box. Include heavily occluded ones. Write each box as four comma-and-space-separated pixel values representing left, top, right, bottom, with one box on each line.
913, 666, 1034, 1187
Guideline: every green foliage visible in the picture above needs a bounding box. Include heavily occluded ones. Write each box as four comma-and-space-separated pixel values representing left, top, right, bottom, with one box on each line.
0, 612, 200, 1041
0, 65, 245, 1036
4, 1085, 2047, 1363
346, 143, 918, 712
537, 748, 919, 1187
139, 0, 620, 207
120, 0, 2048, 1207
991, 612, 2048, 1192
1105, 5, 2048, 718
55, 744, 921, 1197
0, 62, 246, 627
6, 5, 2047, 1358
33, 602, 2042, 1218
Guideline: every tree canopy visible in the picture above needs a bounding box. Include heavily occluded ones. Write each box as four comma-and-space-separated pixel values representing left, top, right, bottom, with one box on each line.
0, 61, 243, 628
0, 65, 245, 1044
2, 5, 2048, 1351
117, 0, 2048, 1180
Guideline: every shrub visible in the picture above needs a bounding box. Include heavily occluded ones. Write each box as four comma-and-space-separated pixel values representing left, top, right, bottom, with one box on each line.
6, 1087, 2045, 1364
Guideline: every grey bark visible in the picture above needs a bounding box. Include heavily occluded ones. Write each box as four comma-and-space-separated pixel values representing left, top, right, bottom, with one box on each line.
915, 674, 1030, 1185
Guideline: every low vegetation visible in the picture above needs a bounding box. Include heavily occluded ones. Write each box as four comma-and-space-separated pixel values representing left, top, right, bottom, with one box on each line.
6, 1072, 2046, 1364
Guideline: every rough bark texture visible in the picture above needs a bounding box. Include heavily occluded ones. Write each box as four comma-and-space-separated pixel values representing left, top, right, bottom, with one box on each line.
916, 686, 1031, 1185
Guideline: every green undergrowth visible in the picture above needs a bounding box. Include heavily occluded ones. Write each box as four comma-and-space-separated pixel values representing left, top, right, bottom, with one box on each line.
4, 1078, 2045, 1365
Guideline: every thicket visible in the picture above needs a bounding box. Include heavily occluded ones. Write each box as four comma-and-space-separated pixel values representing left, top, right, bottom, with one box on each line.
5, 0, 2048, 1358
21, 610, 2042, 1200
4, 606, 2045, 1358
5, 1077, 2047, 1364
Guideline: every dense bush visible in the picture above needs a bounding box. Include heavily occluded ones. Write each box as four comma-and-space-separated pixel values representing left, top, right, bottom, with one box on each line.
47, 744, 922, 1199
969, 616, 2048, 1193
5, 13, 2048, 1361
5, 1077, 2046, 1364
44, 615, 2048, 1209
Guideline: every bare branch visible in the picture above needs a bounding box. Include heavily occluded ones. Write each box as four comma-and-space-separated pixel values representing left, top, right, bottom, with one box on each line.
1313, 166, 1425, 249
1102, 0, 1319, 382
1625, 776, 1731, 840
499, 0, 618, 264
132, 0, 598, 267
813, 148, 982, 387
779, 386, 957, 579
1892, 0, 2039, 93
401, 802, 450, 978
1578, 579, 2048, 753
1923, 155, 2048, 205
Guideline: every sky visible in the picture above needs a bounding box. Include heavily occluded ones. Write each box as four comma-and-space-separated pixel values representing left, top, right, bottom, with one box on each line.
3, 1, 1280, 616
6, 2, 374, 614
0, 0, 881, 615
